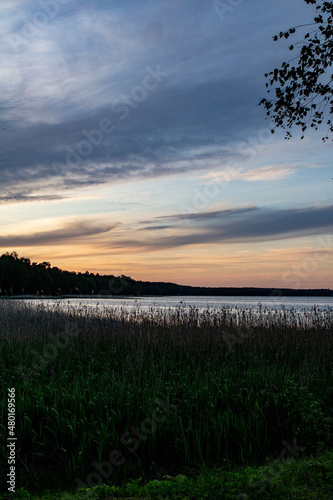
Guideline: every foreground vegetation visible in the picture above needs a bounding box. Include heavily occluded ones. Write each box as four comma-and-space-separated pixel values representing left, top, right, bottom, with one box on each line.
0, 299, 332, 497
1, 450, 333, 499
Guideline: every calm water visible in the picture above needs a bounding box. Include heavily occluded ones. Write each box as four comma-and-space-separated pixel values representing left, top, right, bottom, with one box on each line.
26, 295, 333, 313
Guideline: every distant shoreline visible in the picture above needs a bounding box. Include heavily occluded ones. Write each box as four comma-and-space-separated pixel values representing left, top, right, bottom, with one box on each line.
2, 253, 332, 298
1, 289, 333, 300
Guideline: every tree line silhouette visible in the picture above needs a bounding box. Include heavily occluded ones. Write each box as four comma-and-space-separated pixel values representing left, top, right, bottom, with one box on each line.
0, 252, 332, 297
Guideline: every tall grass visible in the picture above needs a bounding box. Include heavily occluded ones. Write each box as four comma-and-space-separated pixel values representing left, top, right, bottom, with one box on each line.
0, 299, 332, 494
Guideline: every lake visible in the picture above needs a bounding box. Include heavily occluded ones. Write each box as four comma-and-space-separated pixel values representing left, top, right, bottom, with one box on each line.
24, 295, 333, 314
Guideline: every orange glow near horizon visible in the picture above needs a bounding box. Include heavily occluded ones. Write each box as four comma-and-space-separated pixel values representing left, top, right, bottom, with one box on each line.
1, 236, 331, 290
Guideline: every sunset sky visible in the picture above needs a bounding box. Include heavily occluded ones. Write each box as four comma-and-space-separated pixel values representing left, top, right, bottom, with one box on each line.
1, 0, 332, 288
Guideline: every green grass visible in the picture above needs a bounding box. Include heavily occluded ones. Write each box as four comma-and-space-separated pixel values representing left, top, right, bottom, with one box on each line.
1, 451, 333, 499
0, 300, 332, 496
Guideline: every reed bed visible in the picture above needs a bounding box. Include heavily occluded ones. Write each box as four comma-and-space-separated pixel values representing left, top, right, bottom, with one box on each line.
0, 299, 332, 494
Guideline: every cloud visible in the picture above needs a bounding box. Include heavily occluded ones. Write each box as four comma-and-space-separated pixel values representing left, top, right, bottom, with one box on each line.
0, 78, 260, 188
106, 201, 146, 206
1, 0, 285, 196
140, 225, 173, 231
0, 220, 116, 247
130, 205, 333, 249
153, 206, 259, 222
202, 163, 319, 185
240, 165, 298, 181
0, 192, 66, 204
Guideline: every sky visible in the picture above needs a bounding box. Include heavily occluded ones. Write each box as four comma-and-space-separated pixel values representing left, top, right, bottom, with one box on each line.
1, 0, 332, 289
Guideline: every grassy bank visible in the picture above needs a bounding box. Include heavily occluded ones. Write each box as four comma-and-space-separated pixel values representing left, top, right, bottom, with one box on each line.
0, 300, 332, 496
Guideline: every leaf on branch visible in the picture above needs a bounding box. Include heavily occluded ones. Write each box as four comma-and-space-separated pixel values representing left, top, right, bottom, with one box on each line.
259, 0, 333, 141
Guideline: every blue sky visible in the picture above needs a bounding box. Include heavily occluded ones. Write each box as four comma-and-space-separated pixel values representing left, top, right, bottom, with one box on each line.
1, 0, 332, 288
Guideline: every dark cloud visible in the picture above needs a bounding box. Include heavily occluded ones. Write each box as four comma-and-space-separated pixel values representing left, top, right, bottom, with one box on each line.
154, 207, 259, 222
1, 0, 313, 195
0, 221, 116, 247
0, 79, 258, 193
0, 192, 66, 204
132, 205, 333, 249
140, 225, 172, 231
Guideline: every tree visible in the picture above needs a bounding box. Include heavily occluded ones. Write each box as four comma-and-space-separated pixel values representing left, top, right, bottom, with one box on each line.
259, 0, 333, 141
0, 252, 29, 295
